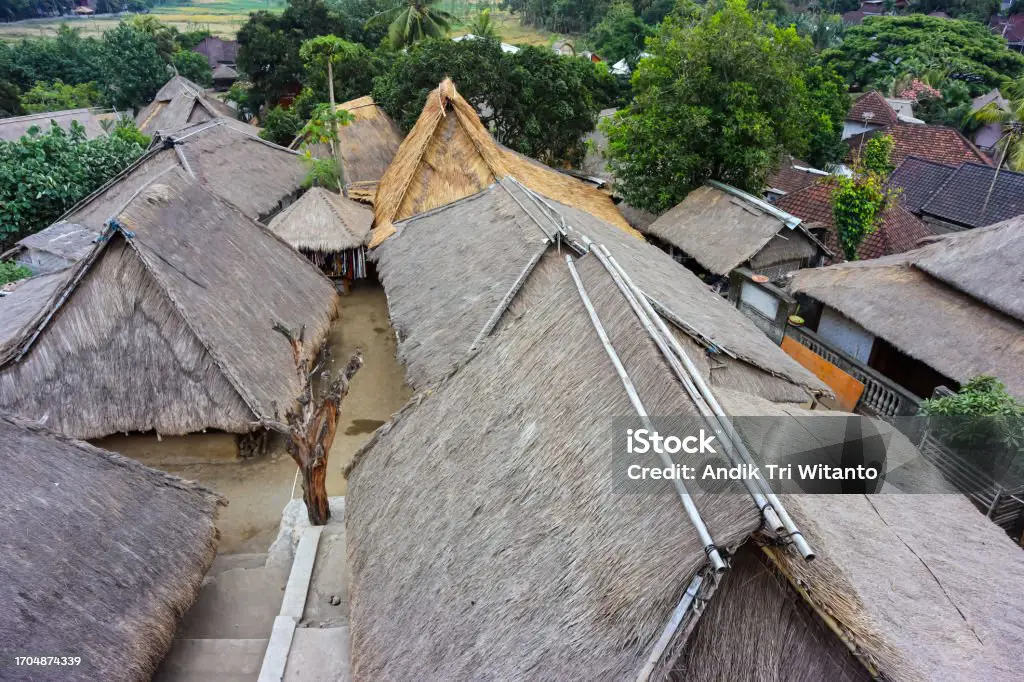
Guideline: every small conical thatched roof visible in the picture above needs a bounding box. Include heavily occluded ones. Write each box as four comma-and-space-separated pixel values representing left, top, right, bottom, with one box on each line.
267, 187, 373, 253
369, 79, 637, 247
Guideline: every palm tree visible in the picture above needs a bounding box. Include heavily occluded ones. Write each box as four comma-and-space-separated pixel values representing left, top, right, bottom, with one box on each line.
467, 8, 499, 39
367, 0, 456, 50
968, 77, 1024, 218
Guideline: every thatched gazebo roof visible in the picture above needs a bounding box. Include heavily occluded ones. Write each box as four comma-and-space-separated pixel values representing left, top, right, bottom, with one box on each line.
0, 413, 223, 681
267, 187, 372, 253
369, 79, 637, 247
135, 75, 239, 136
791, 217, 1024, 397
0, 168, 338, 439
644, 182, 832, 276
58, 118, 307, 229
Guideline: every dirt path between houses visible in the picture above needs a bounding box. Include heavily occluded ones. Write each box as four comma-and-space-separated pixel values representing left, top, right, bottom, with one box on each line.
154, 283, 412, 554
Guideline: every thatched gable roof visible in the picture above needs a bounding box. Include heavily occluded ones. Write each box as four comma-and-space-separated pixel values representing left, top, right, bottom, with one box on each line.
374, 178, 826, 394
791, 218, 1024, 397
135, 75, 238, 136
369, 79, 636, 246
267, 187, 372, 253
0, 413, 222, 681
0, 107, 108, 141
347, 249, 765, 679
59, 118, 306, 229
0, 169, 337, 439
643, 182, 830, 276
15, 222, 97, 261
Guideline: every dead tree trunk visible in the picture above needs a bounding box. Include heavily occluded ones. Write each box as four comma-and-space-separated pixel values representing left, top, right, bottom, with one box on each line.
264, 323, 362, 525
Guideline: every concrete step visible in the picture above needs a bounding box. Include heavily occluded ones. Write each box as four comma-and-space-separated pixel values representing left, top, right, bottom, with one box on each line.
154, 638, 267, 682
302, 522, 349, 626
209, 553, 269, 577
177, 562, 291, 640
283, 627, 351, 682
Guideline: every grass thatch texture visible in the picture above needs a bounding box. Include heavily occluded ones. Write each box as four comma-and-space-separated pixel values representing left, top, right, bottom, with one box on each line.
337, 96, 404, 188
0, 170, 338, 439
136, 75, 238, 137
676, 546, 871, 682
346, 252, 762, 679
63, 119, 307, 230
790, 251, 1024, 398
267, 187, 373, 253
369, 79, 636, 246
0, 413, 222, 681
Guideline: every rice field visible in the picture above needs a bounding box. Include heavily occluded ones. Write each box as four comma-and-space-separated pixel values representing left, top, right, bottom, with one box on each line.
0, 1, 557, 46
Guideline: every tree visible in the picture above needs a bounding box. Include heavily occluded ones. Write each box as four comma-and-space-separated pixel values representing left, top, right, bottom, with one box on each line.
831, 135, 895, 260
0, 81, 23, 118
824, 16, 1024, 95
603, 0, 850, 212
21, 80, 100, 113
792, 12, 845, 51
263, 325, 362, 525
909, 0, 999, 22
0, 121, 146, 250
968, 77, 1024, 219
99, 23, 169, 111
296, 36, 384, 118
367, 0, 456, 49
260, 106, 304, 146
127, 14, 180, 62
0, 261, 32, 286
372, 38, 615, 165
299, 36, 360, 187
171, 50, 213, 87
587, 1, 652, 65
467, 8, 500, 39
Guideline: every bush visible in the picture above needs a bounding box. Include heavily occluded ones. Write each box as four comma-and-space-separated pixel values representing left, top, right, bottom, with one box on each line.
0, 260, 32, 286
259, 106, 303, 146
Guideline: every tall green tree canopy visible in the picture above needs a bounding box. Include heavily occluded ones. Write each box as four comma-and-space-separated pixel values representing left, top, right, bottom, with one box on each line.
372, 37, 615, 165
367, 0, 455, 49
604, 0, 849, 213
21, 80, 101, 113
99, 23, 169, 111
0, 121, 146, 250
587, 1, 652, 65
824, 16, 1024, 95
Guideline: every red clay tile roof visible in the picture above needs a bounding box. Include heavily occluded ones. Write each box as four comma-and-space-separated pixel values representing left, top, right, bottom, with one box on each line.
847, 90, 899, 126
766, 156, 828, 195
845, 123, 991, 169
776, 180, 932, 261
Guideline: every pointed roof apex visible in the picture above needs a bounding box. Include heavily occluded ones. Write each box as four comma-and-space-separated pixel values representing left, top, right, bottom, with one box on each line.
267, 187, 373, 252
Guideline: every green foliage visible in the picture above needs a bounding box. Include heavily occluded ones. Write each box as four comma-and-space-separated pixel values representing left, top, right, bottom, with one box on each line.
109, 118, 151, 148
587, 1, 652, 65
0, 261, 32, 286
0, 121, 146, 250
172, 51, 213, 88
968, 76, 1024, 171
372, 37, 615, 165
603, 0, 850, 212
237, 0, 347, 108
366, 0, 456, 49
501, 0, 612, 34
791, 12, 845, 51
175, 29, 213, 51
99, 24, 170, 111
21, 80, 100, 114
301, 152, 343, 190
467, 9, 500, 39
908, 0, 999, 22
127, 14, 180, 62
823, 16, 1024, 96
0, 25, 106, 91
296, 38, 385, 118
225, 81, 260, 120
261, 106, 304, 146
831, 136, 894, 260
0, 80, 24, 118
920, 376, 1024, 479
300, 101, 355, 145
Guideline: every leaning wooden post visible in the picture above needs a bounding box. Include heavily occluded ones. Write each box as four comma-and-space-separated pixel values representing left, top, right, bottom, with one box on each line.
265, 323, 362, 525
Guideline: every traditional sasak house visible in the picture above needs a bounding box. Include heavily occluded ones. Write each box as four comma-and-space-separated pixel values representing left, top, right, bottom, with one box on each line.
368, 79, 638, 248
0, 413, 223, 681
0, 168, 338, 441
790, 217, 1024, 400
135, 75, 239, 137
266, 186, 373, 283
641, 181, 832, 284
0, 222, 97, 274
58, 117, 307, 233
290, 96, 404, 204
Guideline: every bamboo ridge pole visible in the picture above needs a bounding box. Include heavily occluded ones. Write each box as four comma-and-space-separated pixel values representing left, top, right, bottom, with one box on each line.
597, 245, 814, 561
635, 574, 704, 682
565, 255, 728, 574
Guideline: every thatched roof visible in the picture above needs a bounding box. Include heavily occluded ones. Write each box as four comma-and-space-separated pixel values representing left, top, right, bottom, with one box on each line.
211, 63, 239, 81
0, 222, 100, 273
643, 183, 831, 276
0, 107, 108, 141
0, 169, 338, 439
58, 118, 307, 229
0, 413, 222, 681
266, 187, 372, 253
790, 217, 1024, 397
369, 79, 636, 246
135, 75, 238, 136
374, 178, 826, 395
290, 96, 404, 204
347, 248, 765, 679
